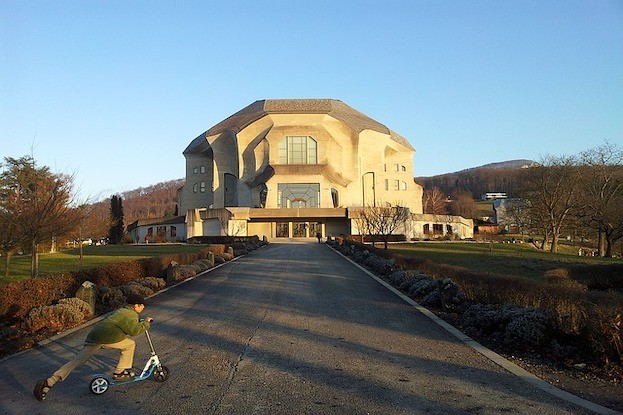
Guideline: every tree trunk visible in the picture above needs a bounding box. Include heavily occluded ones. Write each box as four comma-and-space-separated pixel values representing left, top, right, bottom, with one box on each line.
550, 229, 559, 253
598, 230, 605, 257
4, 252, 11, 278
30, 242, 39, 278
605, 239, 613, 258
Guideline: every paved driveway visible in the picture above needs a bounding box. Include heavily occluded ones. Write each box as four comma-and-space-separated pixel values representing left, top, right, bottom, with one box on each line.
0, 242, 613, 414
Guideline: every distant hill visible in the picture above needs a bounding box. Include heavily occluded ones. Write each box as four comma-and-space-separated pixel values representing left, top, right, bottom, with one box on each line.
415, 160, 536, 199
456, 159, 537, 172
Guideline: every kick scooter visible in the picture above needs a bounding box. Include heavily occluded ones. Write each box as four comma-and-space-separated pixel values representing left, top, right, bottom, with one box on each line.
89, 323, 170, 395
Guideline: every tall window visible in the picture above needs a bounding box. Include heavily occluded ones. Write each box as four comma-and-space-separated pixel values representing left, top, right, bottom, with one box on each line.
279, 136, 317, 164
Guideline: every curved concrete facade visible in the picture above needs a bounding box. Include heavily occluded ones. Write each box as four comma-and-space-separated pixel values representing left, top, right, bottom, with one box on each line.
177, 99, 470, 240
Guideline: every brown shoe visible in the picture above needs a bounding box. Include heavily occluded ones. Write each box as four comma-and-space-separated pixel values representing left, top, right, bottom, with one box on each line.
112, 369, 135, 381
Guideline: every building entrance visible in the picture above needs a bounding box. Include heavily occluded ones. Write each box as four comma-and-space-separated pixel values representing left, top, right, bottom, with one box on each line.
274, 221, 323, 238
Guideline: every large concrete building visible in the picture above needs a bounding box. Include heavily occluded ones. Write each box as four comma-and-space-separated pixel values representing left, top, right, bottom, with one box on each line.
177, 99, 472, 240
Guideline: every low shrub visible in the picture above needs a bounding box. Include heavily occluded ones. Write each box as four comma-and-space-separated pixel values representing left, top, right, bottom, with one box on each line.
544, 268, 587, 291
135, 277, 166, 292
118, 283, 154, 299
0, 274, 79, 322
25, 297, 92, 333
214, 255, 225, 265
96, 286, 125, 315
206, 244, 226, 255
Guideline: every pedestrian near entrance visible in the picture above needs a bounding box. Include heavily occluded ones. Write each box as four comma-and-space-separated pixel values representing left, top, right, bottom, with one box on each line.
33, 293, 153, 401
316, 231, 322, 243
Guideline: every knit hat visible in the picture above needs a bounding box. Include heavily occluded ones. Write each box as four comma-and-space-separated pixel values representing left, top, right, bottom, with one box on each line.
126, 293, 147, 306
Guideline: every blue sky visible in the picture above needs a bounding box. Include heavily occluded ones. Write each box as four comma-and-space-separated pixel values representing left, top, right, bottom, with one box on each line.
1, 0, 622, 202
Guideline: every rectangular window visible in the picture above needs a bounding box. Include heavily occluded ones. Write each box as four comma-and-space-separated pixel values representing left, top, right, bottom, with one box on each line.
157, 226, 166, 236
290, 136, 306, 164
394, 164, 399, 172
200, 166, 206, 174
193, 183, 198, 193
401, 181, 407, 190
394, 180, 400, 191
384, 179, 389, 191
279, 136, 317, 164
200, 181, 206, 193
170, 226, 177, 238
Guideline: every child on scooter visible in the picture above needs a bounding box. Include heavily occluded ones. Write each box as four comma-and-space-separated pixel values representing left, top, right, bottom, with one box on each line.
34, 293, 153, 401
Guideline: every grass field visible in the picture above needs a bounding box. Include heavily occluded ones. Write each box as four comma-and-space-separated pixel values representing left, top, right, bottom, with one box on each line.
388, 241, 620, 280
0, 244, 207, 285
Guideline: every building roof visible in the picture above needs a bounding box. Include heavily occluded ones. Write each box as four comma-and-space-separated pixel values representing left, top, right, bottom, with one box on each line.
127, 215, 186, 231
185, 99, 414, 153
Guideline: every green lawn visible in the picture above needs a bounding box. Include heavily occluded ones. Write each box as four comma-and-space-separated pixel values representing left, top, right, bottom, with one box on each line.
388, 241, 620, 280
0, 244, 206, 285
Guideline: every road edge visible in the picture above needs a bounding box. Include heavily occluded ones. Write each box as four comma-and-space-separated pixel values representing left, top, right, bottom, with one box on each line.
330, 246, 622, 415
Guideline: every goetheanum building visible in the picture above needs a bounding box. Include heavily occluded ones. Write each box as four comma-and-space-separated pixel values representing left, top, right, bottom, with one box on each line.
177, 99, 473, 240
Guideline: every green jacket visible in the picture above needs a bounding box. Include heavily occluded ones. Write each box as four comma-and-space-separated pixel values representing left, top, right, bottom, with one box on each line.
86, 306, 150, 345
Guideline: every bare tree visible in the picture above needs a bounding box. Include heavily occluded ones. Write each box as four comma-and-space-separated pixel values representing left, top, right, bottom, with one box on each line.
0, 156, 80, 277
353, 203, 410, 249
448, 189, 476, 218
422, 187, 447, 214
500, 199, 530, 238
521, 155, 581, 253
576, 142, 623, 257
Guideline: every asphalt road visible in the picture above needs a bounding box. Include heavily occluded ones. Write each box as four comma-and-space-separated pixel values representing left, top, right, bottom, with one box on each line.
0, 242, 609, 414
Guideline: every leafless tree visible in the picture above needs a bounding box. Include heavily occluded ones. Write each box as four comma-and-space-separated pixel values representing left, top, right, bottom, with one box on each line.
353, 203, 410, 249
576, 142, 623, 257
448, 189, 476, 218
422, 187, 447, 214
521, 155, 581, 253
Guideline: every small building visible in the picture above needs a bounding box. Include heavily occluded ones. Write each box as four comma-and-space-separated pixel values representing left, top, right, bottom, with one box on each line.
482, 192, 507, 200
127, 216, 187, 243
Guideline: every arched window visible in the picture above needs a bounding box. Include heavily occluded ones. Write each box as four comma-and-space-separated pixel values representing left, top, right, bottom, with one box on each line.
278, 136, 317, 164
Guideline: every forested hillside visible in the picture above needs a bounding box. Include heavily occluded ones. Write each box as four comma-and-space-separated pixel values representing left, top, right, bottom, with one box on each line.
416, 159, 535, 199
83, 179, 183, 238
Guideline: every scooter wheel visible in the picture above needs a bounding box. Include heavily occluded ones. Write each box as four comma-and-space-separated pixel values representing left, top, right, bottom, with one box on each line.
152, 365, 170, 382
90, 377, 110, 395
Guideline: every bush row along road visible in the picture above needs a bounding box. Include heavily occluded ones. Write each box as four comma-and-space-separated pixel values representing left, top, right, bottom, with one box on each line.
0, 242, 608, 414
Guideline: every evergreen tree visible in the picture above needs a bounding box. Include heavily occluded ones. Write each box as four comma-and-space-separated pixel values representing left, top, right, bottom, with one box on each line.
108, 194, 125, 244
0, 155, 80, 277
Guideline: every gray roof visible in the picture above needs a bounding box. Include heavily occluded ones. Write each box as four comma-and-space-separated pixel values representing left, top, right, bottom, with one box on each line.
185, 99, 414, 153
